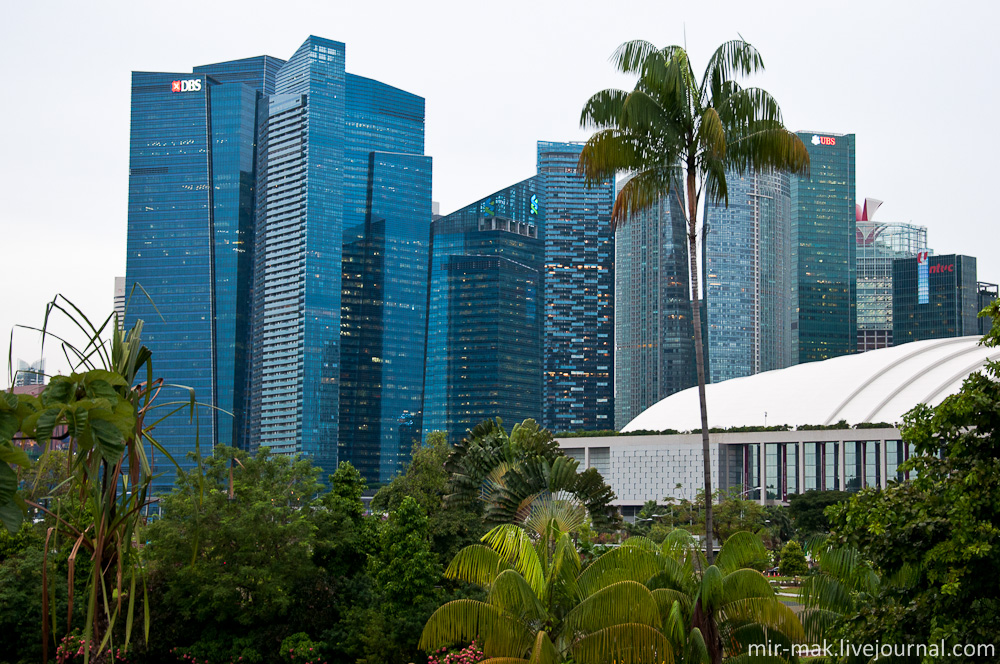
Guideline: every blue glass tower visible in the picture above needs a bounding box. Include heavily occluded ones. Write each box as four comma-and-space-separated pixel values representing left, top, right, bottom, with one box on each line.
703, 169, 794, 383
613, 181, 695, 430
791, 132, 857, 363
423, 179, 543, 443
536, 141, 615, 432
127, 38, 431, 489
126, 58, 278, 491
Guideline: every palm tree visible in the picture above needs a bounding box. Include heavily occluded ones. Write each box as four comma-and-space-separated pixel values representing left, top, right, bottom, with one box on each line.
578, 39, 810, 564
420, 523, 803, 664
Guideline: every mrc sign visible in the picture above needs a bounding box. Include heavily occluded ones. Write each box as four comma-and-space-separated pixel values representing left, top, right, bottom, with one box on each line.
171, 79, 203, 93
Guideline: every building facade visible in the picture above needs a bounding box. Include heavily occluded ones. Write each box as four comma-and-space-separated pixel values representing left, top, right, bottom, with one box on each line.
537, 141, 615, 432
855, 215, 929, 352
126, 37, 431, 489
423, 179, 544, 442
613, 183, 695, 430
979, 282, 999, 334
703, 169, 794, 383
791, 132, 857, 363
893, 254, 980, 344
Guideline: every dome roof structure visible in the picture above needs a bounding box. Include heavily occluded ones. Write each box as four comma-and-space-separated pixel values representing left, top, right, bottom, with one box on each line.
622, 336, 999, 432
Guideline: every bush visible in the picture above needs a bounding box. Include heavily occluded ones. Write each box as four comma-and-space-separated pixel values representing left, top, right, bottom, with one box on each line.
778, 541, 808, 576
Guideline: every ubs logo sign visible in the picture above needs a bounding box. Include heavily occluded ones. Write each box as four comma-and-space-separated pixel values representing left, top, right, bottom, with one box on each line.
811, 135, 836, 146
171, 79, 202, 93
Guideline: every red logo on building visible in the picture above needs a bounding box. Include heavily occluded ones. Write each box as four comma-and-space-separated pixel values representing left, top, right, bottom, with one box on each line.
818, 136, 836, 146
172, 80, 182, 92
928, 263, 954, 274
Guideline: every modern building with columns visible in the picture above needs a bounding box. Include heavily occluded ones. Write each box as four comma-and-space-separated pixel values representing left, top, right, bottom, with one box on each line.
558, 334, 999, 516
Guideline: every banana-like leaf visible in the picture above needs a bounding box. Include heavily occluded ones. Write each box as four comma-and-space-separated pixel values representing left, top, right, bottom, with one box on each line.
445, 544, 511, 587
488, 569, 548, 623
570, 622, 675, 664
577, 546, 662, 598
563, 580, 661, 636
419, 599, 534, 659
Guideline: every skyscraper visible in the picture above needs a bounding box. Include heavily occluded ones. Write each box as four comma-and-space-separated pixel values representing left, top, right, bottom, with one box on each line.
855, 198, 929, 351
126, 59, 275, 489
126, 37, 431, 489
893, 254, 980, 343
537, 141, 615, 432
613, 181, 694, 430
703, 169, 794, 383
423, 179, 543, 442
791, 131, 857, 363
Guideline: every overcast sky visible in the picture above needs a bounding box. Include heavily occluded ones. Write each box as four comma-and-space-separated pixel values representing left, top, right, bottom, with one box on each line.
2, 0, 997, 387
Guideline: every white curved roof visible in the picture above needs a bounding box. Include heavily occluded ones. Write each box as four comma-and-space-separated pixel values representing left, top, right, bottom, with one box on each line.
622, 336, 999, 432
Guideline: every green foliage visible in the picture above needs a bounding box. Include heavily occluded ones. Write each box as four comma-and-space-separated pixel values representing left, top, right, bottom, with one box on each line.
797, 420, 849, 431
787, 490, 851, 537
822, 300, 1000, 659
422, 525, 802, 664
280, 632, 327, 664
778, 541, 808, 577
445, 418, 620, 532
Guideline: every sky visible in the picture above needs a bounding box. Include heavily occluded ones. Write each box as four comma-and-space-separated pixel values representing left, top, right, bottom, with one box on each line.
1, 0, 997, 387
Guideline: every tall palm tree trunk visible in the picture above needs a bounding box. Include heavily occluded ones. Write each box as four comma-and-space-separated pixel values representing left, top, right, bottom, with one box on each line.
686, 166, 714, 565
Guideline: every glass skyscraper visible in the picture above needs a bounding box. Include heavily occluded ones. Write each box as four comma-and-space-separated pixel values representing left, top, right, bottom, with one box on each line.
423, 179, 543, 442
893, 254, 980, 343
703, 169, 794, 383
855, 215, 928, 351
791, 131, 857, 363
126, 38, 431, 489
613, 180, 694, 430
537, 142, 615, 432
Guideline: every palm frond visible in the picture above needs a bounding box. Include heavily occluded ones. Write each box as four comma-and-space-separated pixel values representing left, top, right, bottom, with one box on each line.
646, 555, 698, 595
725, 126, 809, 178
570, 623, 675, 664
701, 39, 765, 101
652, 588, 693, 625
716, 597, 805, 642
610, 39, 662, 74
621, 535, 661, 553
527, 631, 560, 664
580, 88, 629, 130
576, 546, 662, 598
483, 524, 545, 595
419, 599, 534, 659
715, 531, 767, 575
609, 169, 677, 230
721, 568, 775, 603
445, 544, 510, 587
563, 580, 661, 636
488, 569, 548, 624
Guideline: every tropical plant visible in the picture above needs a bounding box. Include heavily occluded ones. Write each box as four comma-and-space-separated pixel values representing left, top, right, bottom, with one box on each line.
445, 418, 620, 531
420, 517, 804, 664
778, 541, 808, 577
2, 295, 192, 661
578, 39, 809, 562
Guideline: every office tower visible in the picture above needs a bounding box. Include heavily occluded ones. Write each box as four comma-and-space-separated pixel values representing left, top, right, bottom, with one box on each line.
126, 37, 431, 489
893, 254, 980, 343
423, 179, 544, 442
536, 141, 615, 432
126, 58, 276, 490
979, 282, 998, 335
791, 132, 857, 363
13, 359, 45, 388
703, 169, 794, 383
613, 179, 695, 430
114, 277, 126, 330
855, 198, 929, 351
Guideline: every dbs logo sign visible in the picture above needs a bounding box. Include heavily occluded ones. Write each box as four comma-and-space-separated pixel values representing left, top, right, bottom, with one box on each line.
171, 79, 202, 93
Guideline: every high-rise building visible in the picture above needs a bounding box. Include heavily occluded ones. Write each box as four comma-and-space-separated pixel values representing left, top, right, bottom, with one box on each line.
126, 37, 431, 489
537, 141, 615, 432
114, 277, 126, 330
613, 180, 694, 430
13, 359, 45, 388
855, 198, 929, 352
126, 58, 274, 489
791, 132, 857, 363
893, 254, 980, 344
423, 179, 543, 442
703, 169, 794, 383
979, 282, 998, 335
